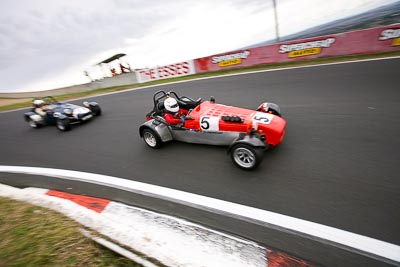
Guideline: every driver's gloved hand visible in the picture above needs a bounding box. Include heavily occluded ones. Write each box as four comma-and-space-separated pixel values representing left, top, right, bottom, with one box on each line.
184, 115, 194, 120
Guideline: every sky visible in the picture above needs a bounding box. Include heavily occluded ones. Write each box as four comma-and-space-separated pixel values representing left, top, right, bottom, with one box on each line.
0, 0, 398, 93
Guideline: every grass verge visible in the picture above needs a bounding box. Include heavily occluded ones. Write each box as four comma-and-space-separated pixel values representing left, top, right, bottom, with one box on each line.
0, 197, 142, 267
0, 50, 399, 113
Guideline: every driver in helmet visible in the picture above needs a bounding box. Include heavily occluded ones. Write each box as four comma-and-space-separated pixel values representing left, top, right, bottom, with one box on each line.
33, 99, 50, 117
163, 97, 189, 125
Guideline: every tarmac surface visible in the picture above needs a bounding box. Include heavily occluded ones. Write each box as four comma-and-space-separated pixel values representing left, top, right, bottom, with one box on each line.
1, 58, 399, 266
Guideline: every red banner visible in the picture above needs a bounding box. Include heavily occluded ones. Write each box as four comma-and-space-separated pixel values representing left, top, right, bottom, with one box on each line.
136, 60, 196, 83
194, 24, 400, 73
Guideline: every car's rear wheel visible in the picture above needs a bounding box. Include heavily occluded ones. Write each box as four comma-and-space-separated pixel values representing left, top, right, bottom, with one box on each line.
230, 144, 263, 170
142, 128, 161, 148
56, 119, 71, 131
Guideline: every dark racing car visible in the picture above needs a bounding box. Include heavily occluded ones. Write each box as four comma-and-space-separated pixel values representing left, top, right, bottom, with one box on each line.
139, 90, 286, 170
24, 96, 101, 131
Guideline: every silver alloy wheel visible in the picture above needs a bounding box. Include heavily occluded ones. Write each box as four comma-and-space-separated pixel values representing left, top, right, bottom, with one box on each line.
233, 147, 256, 169
29, 119, 37, 128
143, 131, 157, 147
57, 121, 65, 131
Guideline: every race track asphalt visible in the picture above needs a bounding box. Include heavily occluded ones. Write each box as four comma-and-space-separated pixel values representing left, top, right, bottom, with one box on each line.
1, 58, 399, 266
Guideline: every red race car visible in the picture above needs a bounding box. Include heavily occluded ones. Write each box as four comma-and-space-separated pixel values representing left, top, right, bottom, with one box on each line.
139, 91, 286, 170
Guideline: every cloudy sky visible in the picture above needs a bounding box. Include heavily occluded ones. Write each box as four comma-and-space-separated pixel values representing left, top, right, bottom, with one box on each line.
0, 0, 398, 92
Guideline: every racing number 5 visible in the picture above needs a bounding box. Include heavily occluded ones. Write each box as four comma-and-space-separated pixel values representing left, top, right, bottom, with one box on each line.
254, 115, 269, 123
201, 117, 210, 130
253, 112, 273, 125
200, 116, 220, 131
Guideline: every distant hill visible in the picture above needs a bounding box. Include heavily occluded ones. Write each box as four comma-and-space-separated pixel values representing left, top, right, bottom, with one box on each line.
246, 1, 400, 48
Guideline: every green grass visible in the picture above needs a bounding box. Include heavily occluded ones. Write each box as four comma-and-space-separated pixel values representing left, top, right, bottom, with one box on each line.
0, 197, 142, 267
1, 50, 399, 113
0, 100, 34, 112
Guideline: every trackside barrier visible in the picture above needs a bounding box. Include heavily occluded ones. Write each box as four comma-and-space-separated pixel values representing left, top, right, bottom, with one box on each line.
133, 24, 400, 84
0, 166, 399, 266
193, 24, 400, 73
135, 60, 196, 83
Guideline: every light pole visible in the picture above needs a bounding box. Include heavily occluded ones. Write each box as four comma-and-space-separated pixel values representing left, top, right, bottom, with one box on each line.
272, 0, 280, 42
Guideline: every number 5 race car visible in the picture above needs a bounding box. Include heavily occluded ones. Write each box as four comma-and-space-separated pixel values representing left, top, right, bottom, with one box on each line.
139, 90, 286, 170
24, 96, 101, 131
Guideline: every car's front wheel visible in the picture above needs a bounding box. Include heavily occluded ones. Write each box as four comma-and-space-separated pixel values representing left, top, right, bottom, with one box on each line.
142, 128, 162, 148
230, 144, 263, 170
91, 105, 102, 116
56, 119, 71, 131
28, 119, 39, 128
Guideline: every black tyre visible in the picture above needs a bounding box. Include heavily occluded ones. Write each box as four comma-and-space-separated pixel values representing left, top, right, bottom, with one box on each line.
142, 128, 162, 148
230, 143, 263, 170
91, 106, 102, 116
56, 119, 71, 131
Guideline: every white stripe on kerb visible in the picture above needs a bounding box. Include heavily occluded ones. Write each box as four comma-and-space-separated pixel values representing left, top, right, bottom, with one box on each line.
0, 165, 399, 265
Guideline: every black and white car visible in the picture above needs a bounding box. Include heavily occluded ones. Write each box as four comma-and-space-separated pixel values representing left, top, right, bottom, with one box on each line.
24, 96, 101, 131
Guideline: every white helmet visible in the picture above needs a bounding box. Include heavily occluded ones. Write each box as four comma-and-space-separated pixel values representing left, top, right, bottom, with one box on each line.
33, 99, 44, 107
164, 98, 179, 113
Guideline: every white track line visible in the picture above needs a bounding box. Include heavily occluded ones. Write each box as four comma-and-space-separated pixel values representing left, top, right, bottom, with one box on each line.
0, 165, 399, 265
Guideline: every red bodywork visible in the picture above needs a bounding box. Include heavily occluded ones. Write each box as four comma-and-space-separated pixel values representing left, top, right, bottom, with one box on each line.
184, 101, 286, 146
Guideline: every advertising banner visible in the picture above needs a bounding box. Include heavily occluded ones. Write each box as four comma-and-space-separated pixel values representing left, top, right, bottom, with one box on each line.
195, 47, 272, 72
136, 60, 195, 83
194, 24, 400, 73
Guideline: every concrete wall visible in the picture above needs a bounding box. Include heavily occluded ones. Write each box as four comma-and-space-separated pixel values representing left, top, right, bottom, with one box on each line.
0, 72, 138, 98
